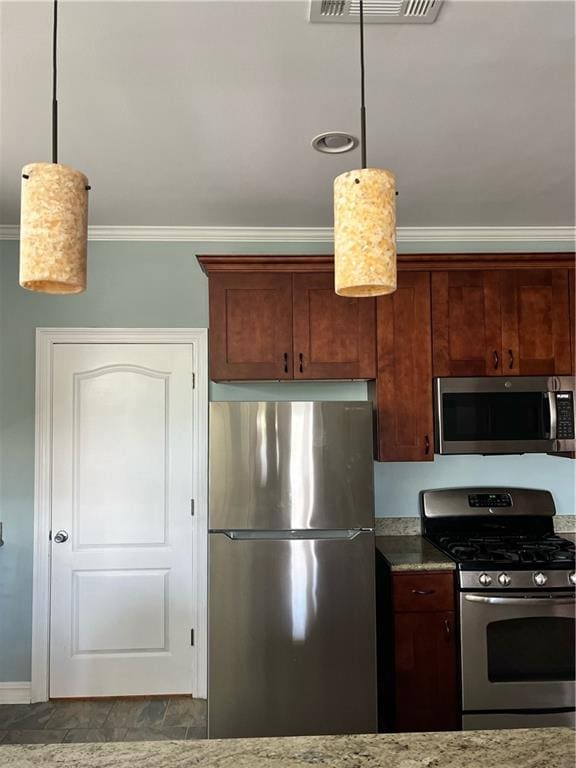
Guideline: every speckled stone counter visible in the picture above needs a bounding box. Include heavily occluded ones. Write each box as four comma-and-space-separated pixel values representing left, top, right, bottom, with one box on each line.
375, 515, 576, 536
0, 728, 573, 767
375, 517, 421, 536
376, 534, 455, 571
554, 515, 576, 534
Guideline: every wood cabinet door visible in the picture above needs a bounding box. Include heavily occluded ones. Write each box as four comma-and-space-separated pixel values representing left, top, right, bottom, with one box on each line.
374, 272, 433, 461
570, 271, 575, 374
394, 610, 459, 733
292, 273, 376, 379
209, 273, 293, 380
432, 271, 503, 376
501, 269, 572, 375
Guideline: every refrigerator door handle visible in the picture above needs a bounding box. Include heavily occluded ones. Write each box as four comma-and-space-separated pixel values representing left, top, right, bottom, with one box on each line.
211, 528, 372, 541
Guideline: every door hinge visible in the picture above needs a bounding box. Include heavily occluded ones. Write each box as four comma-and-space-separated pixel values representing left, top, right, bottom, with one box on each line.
192, 372, 196, 389
49, 529, 52, 541
190, 498, 195, 516
190, 629, 195, 646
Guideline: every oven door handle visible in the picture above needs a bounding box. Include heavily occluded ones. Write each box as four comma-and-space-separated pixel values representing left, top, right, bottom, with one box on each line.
464, 593, 575, 606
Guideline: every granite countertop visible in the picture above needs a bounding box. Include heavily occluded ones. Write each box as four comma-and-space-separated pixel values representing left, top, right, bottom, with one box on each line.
373, 514, 575, 571
376, 534, 455, 572
0, 728, 573, 768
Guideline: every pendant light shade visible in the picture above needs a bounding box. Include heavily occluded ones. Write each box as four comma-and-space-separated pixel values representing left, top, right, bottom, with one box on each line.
20, 163, 88, 294
334, 168, 396, 297
333, 0, 397, 299
19, 0, 90, 295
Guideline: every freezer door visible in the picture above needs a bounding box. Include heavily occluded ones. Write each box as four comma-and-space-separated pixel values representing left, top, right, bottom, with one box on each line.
208, 531, 377, 739
210, 401, 374, 530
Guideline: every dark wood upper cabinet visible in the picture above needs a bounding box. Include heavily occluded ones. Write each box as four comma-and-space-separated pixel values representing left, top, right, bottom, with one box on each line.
206, 268, 375, 381
373, 272, 433, 461
432, 268, 573, 378
292, 273, 376, 380
432, 271, 503, 376
208, 272, 293, 380
500, 269, 572, 375
570, 271, 575, 375
198, 255, 575, 458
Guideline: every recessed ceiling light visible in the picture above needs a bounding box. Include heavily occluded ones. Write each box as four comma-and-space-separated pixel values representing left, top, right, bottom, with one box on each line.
311, 132, 359, 154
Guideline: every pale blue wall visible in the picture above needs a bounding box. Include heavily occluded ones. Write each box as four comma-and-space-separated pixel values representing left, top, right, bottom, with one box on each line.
0, 239, 574, 683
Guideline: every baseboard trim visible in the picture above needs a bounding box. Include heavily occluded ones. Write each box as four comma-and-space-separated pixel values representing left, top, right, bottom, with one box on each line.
0, 682, 32, 704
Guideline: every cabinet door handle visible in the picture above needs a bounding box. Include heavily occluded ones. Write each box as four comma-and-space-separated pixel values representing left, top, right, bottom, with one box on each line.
508, 349, 514, 369
412, 589, 435, 596
493, 350, 499, 370
283, 352, 289, 374
443, 618, 451, 640
424, 435, 430, 455
299, 353, 304, 373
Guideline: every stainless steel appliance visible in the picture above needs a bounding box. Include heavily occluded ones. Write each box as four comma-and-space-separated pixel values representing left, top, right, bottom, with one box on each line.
208, 401, 377, 739
422, 487, 575, 730
434, 376, 576, 455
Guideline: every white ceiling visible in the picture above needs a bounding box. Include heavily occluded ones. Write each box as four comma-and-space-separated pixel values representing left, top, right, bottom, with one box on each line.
0, 0, 574, 228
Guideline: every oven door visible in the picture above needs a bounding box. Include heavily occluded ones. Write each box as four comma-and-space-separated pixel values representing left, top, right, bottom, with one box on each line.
460, 591, 575, 712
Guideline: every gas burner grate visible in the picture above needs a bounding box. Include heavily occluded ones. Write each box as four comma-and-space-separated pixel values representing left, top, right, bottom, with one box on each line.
433, 532, 575, 567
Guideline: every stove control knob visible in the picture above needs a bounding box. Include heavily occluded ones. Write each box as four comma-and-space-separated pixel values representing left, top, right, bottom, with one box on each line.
478, 572, 492, 586
533, 571, 548, 586
498, 572, 511, 586
569, 572, 576, 586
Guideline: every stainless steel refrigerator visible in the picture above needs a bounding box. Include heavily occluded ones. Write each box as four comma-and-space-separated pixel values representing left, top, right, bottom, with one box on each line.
208, 401, 377, 739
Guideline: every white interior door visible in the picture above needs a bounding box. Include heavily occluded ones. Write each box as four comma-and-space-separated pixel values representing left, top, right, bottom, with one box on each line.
49, 343, 196, 697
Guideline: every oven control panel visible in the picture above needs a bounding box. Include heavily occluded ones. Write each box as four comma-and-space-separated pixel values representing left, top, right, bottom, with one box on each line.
468, 493, 512, 508
460, 570, 576, 590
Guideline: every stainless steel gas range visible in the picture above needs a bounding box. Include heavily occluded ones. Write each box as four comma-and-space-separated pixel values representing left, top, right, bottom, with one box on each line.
422, 487, 575, 730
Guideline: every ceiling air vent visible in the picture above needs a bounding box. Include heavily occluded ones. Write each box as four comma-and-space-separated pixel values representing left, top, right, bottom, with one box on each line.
309, 0, 443, 24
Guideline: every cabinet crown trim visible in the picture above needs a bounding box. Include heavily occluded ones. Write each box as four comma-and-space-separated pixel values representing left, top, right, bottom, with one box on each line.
197, 253, 575, 274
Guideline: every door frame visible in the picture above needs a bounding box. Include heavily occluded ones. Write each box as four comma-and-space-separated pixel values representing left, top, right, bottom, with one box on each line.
31, 328, 208, 703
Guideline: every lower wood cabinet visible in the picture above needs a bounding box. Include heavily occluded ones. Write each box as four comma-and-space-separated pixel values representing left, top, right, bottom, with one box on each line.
394, 609, 459, 733
377, 567, 460, 733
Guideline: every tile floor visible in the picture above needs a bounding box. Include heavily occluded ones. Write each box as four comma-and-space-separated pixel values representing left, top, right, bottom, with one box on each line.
0, 697, 207, 744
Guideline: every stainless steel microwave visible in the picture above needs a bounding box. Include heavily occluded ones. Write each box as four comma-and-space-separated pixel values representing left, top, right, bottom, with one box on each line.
434, 376, 576, 455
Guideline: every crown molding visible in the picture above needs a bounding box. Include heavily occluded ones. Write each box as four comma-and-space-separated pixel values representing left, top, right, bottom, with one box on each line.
0, 225, 574, 245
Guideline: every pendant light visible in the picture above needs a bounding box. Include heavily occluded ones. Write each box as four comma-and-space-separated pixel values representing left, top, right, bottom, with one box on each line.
19, 0, 90, 294
333, 0, 396, 298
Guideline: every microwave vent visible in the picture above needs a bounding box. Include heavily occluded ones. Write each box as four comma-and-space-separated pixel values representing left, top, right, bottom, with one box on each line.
309, 0, 444, 24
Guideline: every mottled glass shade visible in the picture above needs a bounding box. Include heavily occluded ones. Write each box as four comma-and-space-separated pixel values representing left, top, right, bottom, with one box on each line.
19, 162, 89, 294
334, 168, 397, 297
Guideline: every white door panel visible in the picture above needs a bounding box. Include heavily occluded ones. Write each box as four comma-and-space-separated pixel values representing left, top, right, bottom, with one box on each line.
50, 344, 195, 697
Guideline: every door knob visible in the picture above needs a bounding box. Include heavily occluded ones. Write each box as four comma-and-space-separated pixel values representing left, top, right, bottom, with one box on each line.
53, 530, 69, 543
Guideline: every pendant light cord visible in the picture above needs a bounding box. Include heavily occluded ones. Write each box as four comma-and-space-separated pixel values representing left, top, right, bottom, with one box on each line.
52, 0, 58, 164
359, 0, 366, 169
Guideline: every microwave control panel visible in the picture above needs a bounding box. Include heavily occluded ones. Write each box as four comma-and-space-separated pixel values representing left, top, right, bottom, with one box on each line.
556, 393, 575, 440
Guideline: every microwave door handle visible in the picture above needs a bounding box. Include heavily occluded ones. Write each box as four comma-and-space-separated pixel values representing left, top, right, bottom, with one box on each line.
547, 392, 557, 440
